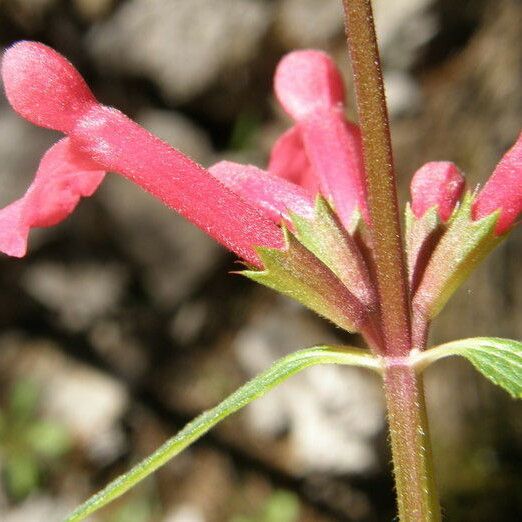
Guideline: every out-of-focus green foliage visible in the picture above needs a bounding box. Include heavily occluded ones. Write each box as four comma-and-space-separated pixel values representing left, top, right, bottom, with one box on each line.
230, 490, 300, 522
0, 379, 71, 500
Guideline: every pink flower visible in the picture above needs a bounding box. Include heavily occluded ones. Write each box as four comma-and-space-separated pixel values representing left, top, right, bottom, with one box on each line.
473, 133, 522, 234
0, 43, 383, 345
209, 50, 370, 237
1, 41, 520, 347
269, 50, 368, 227
409, 135, 522, 233
0, 41, 285, 266
0, 138, 105, 257
0, 44, 371, 265
208, 161, 315, 225
410, 161, 465, 222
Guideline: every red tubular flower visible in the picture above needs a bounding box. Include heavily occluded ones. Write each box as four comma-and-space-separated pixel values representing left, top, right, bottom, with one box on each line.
271, 50, 368, 227
268, 126, 319, 194
208, 161, 315, 224
410, 161, 465, 222
473, 133, 522, 234
0, 42, 385, 345
0, 41, 284, 266
0, 138, 105, 257
5, 41, 517, 351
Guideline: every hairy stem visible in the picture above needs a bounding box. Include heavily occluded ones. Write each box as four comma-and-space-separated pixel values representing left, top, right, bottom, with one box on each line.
342, 0, 411, 356
384, 363, 441, 522
342, 1, 441, 519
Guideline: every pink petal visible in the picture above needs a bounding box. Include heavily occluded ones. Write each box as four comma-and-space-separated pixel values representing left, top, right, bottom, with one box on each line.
473, 133, 522, 234
209, 161, 315, 224
1, 41, 285, 266
410, 162, 465, 222
0, 138, 105, 257
71, 105, 284, 266
0, 200, 28, 257
268, 125, 319, 193
2, 41, 96, 133
299, 110, 368, 227
274, 50, 345, 120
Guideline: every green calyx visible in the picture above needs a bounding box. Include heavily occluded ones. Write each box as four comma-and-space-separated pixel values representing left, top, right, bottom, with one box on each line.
243, 228, 368, 333
242, 200, 377, 335
412, 192, 504, 321
290, 197, 377, 308
404, 204, 440, 292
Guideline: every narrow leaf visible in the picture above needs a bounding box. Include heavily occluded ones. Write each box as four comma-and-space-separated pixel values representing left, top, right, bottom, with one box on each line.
414, 337, 522, 398
64, 345, 380, 521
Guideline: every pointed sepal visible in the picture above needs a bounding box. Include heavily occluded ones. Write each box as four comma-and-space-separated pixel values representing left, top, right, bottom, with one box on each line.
290, 196, 377, 309
412, 192, 503, 323
242, 228, 369, 334
405, 204, 441, 293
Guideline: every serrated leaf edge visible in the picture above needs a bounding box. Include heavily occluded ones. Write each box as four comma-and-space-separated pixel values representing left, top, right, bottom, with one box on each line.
412, 337, 522, 398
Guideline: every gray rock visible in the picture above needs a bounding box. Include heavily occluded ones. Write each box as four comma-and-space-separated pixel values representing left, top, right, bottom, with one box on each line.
275, 0, 344, 48
88, 0, 273, 103
99, 176, 220, 308
22, 262, 127, 331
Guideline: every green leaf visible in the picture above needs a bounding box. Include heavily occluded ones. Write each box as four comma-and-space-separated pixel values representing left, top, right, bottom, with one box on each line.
64, 345, 380, 522
413, 337, 522, 397
4, 452, 40, 500
412, 193, 503, 320
243, 228, 368, 333
26, 420, 71, 458
9, 379, 39, 423
290, 197, 376, 308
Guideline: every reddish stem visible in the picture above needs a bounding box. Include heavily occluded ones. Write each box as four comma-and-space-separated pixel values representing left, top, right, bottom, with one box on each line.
383, 363, 441, 521
342, 0, 411, 356
342, 2, 441, 520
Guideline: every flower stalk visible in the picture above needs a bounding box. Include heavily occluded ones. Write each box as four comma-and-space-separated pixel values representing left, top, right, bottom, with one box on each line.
383, 363, 441, 521
342, 0, 441, 519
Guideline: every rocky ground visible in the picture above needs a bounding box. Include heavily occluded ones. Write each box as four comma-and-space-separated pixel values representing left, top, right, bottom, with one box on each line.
0, 0, 521, 521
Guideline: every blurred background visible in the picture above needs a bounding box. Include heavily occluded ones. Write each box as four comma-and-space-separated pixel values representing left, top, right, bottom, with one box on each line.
0, 0, 520, 520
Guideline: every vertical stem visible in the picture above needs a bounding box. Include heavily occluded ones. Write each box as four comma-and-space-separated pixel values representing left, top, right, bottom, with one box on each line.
341, 1, 441, 519
384, 364, 441, 522
342, 0, 411, 357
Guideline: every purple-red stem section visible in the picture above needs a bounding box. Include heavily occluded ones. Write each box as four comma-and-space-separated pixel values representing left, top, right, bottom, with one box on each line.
383, 363, 441, 521
342, 0, 411, 357
342, 1, 441, 520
